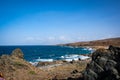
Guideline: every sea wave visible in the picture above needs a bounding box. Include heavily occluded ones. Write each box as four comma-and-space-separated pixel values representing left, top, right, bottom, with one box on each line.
83, 47, 95, 53
29, 54, 90, 65
60, 54, 90, 62
34, 57, 53, 62
29, 57, 54, 66
29, 62, 38, 66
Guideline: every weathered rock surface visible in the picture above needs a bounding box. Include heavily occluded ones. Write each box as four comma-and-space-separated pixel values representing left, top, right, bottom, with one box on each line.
83, 45, 120, 80
0, 48, 49, 80
11, 48, 24, 59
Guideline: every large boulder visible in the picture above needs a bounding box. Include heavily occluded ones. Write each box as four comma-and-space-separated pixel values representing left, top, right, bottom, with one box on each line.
83, 46, 120, 80
84, 69, 98, 80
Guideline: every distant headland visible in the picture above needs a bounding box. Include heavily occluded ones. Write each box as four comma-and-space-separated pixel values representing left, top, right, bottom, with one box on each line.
59, 37, 120, 49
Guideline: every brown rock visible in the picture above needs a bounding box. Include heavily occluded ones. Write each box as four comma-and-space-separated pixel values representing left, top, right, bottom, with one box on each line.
11, 48, 24, 59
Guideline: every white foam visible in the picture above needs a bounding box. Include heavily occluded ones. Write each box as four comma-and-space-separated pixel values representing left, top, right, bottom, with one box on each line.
65, 58, 73, 62
64, 46, 74, 48
64, 54, 79, 58
29, 62, 38, 66
83, 48, 87, 50
61, 56, 65, 58
60, 54, 90, 62
88, 48, 93, 51
35, 57, 53, 62
29, 54, 90, 65
79, 55, 90, 60
83, 47, 93, 51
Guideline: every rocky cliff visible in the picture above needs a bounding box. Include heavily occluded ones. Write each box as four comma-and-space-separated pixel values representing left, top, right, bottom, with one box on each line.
83, 45, 120, 80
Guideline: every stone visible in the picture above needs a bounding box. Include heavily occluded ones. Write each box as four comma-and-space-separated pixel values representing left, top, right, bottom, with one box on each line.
83, 46, 120, 80
71, 70, 78, 74
84, 69, 97, 80
11, 48, 24, 59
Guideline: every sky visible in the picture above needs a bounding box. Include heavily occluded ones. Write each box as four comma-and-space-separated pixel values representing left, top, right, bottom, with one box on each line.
0, 0, 120, 45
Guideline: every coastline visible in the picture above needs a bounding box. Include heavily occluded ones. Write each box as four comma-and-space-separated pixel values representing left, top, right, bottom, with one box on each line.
0, 48, 91, 80
0, 45, 120, 80
60, 45, 108, 50
59, 37, 120, 50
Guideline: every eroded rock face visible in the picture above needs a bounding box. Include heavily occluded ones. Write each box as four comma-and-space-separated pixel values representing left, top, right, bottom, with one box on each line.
83, 46, 120, 80
0, 48, 49, 80
11, 48, 24, 59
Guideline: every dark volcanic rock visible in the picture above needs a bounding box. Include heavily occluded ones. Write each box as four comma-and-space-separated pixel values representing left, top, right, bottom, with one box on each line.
83, 45, 120, 80
71, 69, 79, 74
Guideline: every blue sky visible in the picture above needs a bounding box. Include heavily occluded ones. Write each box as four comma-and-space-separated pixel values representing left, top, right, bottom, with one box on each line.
0, 0, 120, 45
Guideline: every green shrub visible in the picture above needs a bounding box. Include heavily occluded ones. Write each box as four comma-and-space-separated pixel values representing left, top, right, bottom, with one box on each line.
14, 61, 25, 66
29, 71, 36, 75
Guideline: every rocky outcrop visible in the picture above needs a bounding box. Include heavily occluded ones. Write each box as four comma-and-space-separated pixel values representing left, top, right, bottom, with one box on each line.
83, 45, 120, 80
0, 48, 49, 80
11, 48, 24, 59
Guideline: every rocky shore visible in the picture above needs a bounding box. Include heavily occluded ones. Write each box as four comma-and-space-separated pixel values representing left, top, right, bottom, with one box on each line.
83, 45, 120, 80
0, 45, 120, 80
0, 48, 90, 80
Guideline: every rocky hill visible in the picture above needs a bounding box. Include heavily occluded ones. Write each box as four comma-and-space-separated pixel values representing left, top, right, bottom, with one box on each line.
60, 37, 120, 49
0, 48, 49, 80
83, 45, 120, 80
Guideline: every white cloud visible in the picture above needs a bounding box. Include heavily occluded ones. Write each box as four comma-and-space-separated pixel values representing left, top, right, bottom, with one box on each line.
59, 36, 66, 41
48, 37, 56, 41
26, 37, 35, 41
23, 35, 84, 45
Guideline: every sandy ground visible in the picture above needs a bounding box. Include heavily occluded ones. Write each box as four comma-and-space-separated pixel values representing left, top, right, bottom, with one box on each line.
37, 59, 91, 79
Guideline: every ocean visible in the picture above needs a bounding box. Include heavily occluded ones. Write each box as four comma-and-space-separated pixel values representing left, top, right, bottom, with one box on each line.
0, 45, 93, 63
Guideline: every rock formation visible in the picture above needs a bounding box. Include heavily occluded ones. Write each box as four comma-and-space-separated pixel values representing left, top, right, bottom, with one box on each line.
0, 48, 49, 80
83, 45, 120, 80
11, 48, 24, 59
